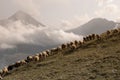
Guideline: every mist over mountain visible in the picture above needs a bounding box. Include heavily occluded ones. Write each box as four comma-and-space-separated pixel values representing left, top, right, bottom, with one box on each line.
68, 18, 116, 36
0, 11, 82, 69
0, 11, 45, 27
0, 12, 117, 69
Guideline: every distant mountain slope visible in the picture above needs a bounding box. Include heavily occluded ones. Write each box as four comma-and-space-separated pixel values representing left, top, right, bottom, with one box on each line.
4, 29, 120, 80
0, 11, 45, 27
68, 18, 116, 36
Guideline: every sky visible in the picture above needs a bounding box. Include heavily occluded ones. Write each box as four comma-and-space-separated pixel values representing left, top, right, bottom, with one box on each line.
0, 0, 120, 30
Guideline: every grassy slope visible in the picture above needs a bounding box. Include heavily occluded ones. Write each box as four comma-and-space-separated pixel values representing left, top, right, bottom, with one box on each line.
4, 33, 120, 80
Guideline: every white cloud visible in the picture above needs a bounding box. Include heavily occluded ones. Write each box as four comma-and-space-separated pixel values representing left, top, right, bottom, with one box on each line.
61, 20, 73, 30
0, 21, 83, 50
61, 14, 91, 30
96, 0, 113, 6
0, 43, 16, 50
0, 20, 83, 69
26, 29, 82, 46
95, 4, 119, 17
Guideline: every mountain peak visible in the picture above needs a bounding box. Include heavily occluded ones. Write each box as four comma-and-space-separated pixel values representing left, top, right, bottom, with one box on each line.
7, 10, 45, 27
87, 18, 113, 24
68, 18, 116, 35
9, 10, 32, 20
14, 10, 27, 15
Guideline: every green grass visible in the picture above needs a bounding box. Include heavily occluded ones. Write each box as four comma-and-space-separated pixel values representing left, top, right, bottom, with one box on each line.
4, 33, 120, 80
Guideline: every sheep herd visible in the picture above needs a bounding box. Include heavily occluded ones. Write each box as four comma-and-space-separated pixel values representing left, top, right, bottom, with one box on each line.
0, 28, 120, 79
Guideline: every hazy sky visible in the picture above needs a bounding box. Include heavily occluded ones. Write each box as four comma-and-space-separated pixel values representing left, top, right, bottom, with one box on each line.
0, 0, 120, 29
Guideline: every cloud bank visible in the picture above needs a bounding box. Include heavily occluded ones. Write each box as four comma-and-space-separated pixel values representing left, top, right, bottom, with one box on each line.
0, 19, 83, 68
0, 21, 83, 50
61, 14, 91, 30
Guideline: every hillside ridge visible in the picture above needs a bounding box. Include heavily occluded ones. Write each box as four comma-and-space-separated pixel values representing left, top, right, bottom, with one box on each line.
1, 28, 120, 80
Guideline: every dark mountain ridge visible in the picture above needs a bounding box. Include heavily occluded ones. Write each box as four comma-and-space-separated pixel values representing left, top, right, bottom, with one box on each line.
68, 18, 116, 36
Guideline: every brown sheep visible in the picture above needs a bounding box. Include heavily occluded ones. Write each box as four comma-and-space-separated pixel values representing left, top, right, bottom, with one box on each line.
0, 70, 3, 79
79, 41, 82, 45
0, 70, 3, 77
26, 56, 33, 62
36, 53, 43, 61
7, 64, 15, 71
88, 35, 92, 41
96, 34, 101, 40
13, 60, 26, 68
112, 29, 119, 34
78, 41, 82, 46
118, 28, 120, 31
70, 42, 74, 45
1, 67, 8, 77
0, 70, 2, 74
118, 28, 120, 34
90, 34, 93, 40
14, 61, 21, 67
74, 40, 79, 46
91, 34, 95, 40
42, 51, 48, 59
66, 43, 71, 48
106, 30, 111, 35
38, 53, 43, 58
57, 46, 62, 51
70, 44, 77, 50
50, 48, 60, 55
33, 55, 40, 61
83, 37, 87, 42
51, 48, 58, 52
0, 75, 3, 79
46, 50, 51, 56
61, 44, 67, 49
86, 36, 89, 41
20, 60, 27, 65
